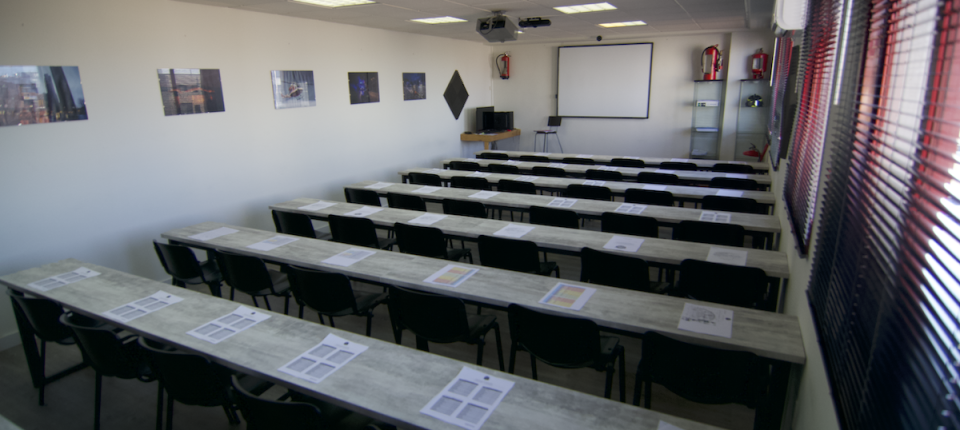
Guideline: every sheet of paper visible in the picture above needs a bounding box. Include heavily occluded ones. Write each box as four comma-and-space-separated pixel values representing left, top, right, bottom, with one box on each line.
298, 201, 337, 211
622, 156, 640, 160
413, 186, 442, 194
539, 283, 596, 311
467, 172, 491, 178
706, 247, 748, 266
189, 227, 238, 242
678, 303, 733, 338
492, 223, 535, 239
247, 236, 299, 251
28, 267, 101, 292
577, 154, 593, 158
424, 265, 479, 288
643, 184, 668, 191
103, 291, 183, 323
658, 421, 686, 430
547, 163, 567, 168
322, 248, 376, 267
425, 168, 445, 174
343, 206, 384, 217
408, 213, 447, 226
364, 182, 393, 190
656, 169, 676, 174
421, 366, 515, 430
534, 152, 549, 156
187, 306, 270, 344
598, 166, 619, 171
469, 191, 500, 200
715, 189, 744, 197
670, 158, 687, 162
725, 173, 748, 179
465, 158, 482, 161
603, 235, 644, 253
514, 176, 538, 182
614, 203, 647, 215
503, 160, 522, 165
699, 211, 731, 223
582, 180, 606, 186
547, 198, 577, 208
278, 333, 368, 384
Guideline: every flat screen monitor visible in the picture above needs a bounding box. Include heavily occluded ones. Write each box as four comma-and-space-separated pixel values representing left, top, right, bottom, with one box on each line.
547, 116, 562, 126
476, 106, 494, 132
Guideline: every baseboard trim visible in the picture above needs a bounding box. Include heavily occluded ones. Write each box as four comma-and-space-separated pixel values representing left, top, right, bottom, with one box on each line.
0, 332, 21, 352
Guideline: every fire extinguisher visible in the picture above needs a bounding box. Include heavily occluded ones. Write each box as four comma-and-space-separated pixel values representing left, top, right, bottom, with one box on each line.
751, 48, 769, 79
497, 53, 510, 80
701, 45, 722, 80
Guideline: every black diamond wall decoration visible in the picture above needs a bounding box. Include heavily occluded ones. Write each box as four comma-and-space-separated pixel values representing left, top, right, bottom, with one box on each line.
443, 70, 469, 120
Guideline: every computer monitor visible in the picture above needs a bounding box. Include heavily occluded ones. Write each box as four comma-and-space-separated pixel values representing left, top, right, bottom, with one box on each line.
547, 116, 562, 127
476, 106, 494, 132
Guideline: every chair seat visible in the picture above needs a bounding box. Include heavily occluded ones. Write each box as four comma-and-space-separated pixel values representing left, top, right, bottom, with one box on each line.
538, 262, 558, 276
179, 259, 223, 286
445, 248, 472, 262
286, 391, 354, 426
324, 291, 388, 317
243, 270, 291, 298
465, 314, 498, 341
377, 237, 398, 250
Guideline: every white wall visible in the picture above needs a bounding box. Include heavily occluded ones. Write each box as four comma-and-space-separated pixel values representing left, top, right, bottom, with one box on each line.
0, 0, 492, 344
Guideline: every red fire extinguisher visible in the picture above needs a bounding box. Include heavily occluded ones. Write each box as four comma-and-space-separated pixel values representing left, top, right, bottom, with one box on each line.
751, 48, 769, 79
701, 45, 722, 80
497, 54, 510, 80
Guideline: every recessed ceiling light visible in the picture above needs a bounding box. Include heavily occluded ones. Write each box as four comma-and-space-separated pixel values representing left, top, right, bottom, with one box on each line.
554, 2, 617, 14
289, 0, 375, 8
599, 20, 647, 27
410, 16, 468, 24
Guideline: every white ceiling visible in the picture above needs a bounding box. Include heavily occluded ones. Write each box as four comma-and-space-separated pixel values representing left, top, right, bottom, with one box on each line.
171, 0, 775, 45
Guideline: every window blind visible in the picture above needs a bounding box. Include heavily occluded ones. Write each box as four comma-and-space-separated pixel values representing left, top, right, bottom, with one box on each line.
767, 36, 794, 170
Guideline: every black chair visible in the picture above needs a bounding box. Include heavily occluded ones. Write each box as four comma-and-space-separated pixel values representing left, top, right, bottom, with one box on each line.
712, 163, 755, 174
496, 179, 537, 221
702, 195, 760, 214
479, 152, 509, 160
449, 160, 481, 171
153, 241, 224, 297
214, 250, 293, 314
600, 212, 659, 238
565, 184, 613, 201
344, 188, 382, 206
442, 199, 487, 219
585, 169, 624, 181
672, 220, 745, 247
489, 164, 520, 174
477, 235, 559, 277
710, 177, 761, 190
507, 304, 625, 402
633, 332, 768, 411
408, 172, 443, 186
394, 222, 473, 263
388, 286, 504, 370
610, 158, 645, 168
624, 189, 675, 207
7, 289, 87, 406
531, 166, 566, 177
675, 259, 772, 310
327, 214, 397, 250
519, 155, 550, 162
659, 161, 698, 171
272, 210, 324, 240
60, 312, 155, 430
386, 192, 426, 212
563, 157, 595, 165
287, 266, 388, 336
637, 172, 680, 185
529, 206, 579, 229
580, 247, 655, 293
230, 375, 360, 430
450, 176, 491, 190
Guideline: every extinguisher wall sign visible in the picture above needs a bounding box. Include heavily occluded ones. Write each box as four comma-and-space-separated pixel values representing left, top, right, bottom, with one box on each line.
497, 54, 510, 80
701, 45, 723, 80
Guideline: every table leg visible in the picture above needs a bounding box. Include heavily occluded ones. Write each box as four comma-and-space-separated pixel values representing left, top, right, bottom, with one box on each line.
483, 142, 490, 151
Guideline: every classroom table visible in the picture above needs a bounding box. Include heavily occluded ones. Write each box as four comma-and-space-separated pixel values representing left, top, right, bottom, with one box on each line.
1, 259, 729, 430
475, 150, 769, 173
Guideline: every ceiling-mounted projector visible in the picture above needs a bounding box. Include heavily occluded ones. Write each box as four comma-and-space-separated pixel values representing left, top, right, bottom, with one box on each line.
518, 17, 550, 28
476, 15, 518, 43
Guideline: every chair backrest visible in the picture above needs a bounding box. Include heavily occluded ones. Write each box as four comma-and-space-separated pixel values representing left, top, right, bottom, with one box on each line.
231, 375, 325, 430
600, 213, 659, 238
585, 169, 624, 181
7, 289, 72, 342
343, 188, 381, 206
659, 161, 698, 171
677, 259, 769, 309
327, 215, 382, 249
214, 250, 279, 295
610, 158, 645, 168
442, 199, 487, 218
672, 220, 745, 247
386, 193, 426, 212
563, 157, 595, 165
489, 164, 520, 174
565, 184, 612, 201
450, 176, 491, 191
624, 189, 675, 206
712, 163, 755, 174
153, 241, 205, 282
531, 166, 566, 178
497, 179, 536, 195
449, 161, 481, 171
388, 286, 470, 343
709, 177, 760, 190
286, 266, 359, 314
59, 312, 144, 379
701, 196, 759, 214
519, 155, 549, 162
393, 223, 449, 259
637, 172, 680, 185
507, 304, 601, 367
408, 172, 442, 186
579, 247, 652, 292
529, 206, 579, 229
479, 152, 509, 160
477, 235, 542, 274
272, 211, 317, 239
139, 337, 230, 407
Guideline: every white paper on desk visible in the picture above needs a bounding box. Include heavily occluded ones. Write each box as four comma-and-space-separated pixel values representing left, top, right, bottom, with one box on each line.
421, 366, 515, 430
614, 203, 647, 215
28, 267, 101, 292
322, 248, 376, 267
187, 306, 270, 344
643, 184, 668, 191
678, 303, 733, 338
364, 182, 393, 190
535, 152, 549, 156
247, 236, 299, 251
598, 166, 619, 171
725, 173, 748, 179
298, 201, 337, 211
622, 156, 640, 160
656, 169, 676, 174
514, 175, 538, 182
425, 168, 445, 174
547, 198, 577, 208
657, 421, 686, 430
409, 213, 447, 226
582, 180, 606, 186
467, 172, 491, 178
539, 283, 596, 311
188, 227, 238, 242
278, 333, 368, 384
699, 211, 731, 224
547, 163, 567, 168
603, 235, 644, 253
413, 186, 442, 194
670, 158, 687, 162
343, 206, 383, 217
492, 223, 535, 238
577, 154, 593, 158
104, 291, 183, 323
424, 265, 479, 288
503, 160, 522, 165
469, 191, 499, 200
715, 189, 744, 197
706, 247, 748, 266
465, 158, 482, 162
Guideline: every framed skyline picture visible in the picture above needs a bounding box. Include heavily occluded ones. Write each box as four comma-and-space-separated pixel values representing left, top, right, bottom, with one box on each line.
271, 70, 316, 109
157, 68, 225, 116
348, 72, 379, 105
0, 66, 88, 127
402, 73, 426, 101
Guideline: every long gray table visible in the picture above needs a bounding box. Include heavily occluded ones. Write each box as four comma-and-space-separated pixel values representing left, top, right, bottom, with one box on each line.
475, 150, 769, 173
1, 259, 727, 430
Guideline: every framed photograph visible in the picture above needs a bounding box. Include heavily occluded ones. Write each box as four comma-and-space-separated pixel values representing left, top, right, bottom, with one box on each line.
157, 68, 225, 116
402, 73, 426, 101
0, 66, 88, 127
271, 70, 316, 109
348, 72, 379, 105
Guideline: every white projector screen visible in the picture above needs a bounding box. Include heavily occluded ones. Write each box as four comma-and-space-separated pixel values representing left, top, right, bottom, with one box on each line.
557, 43, 653, 119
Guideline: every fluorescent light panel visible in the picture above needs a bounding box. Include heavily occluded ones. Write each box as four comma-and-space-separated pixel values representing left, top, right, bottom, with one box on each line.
554, 2, 617, 14
289, 0, 375, 8
410, 16, 467, 24
599, 20, 647, 27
